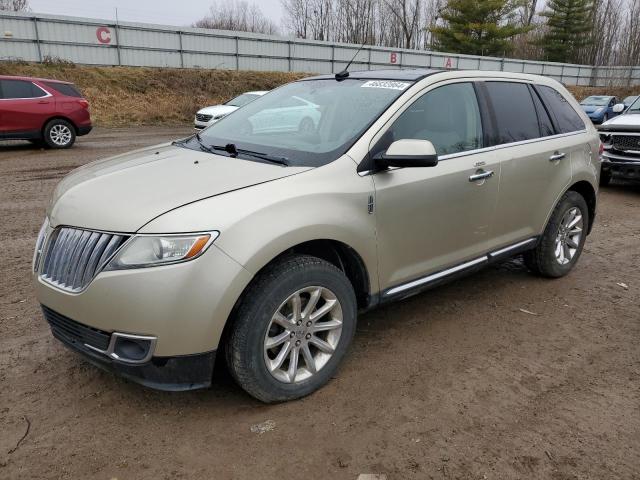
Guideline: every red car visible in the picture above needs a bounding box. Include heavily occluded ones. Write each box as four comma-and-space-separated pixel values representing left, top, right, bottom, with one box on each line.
0, 75, 92, 148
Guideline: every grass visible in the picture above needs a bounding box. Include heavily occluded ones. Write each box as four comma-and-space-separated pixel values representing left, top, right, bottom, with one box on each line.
0, 62, 637, 127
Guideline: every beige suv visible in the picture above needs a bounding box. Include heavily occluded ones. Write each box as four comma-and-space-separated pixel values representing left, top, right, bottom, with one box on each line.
33, 70, 600, 402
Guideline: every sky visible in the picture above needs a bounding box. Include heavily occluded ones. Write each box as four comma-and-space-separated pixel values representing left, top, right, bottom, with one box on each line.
28, 0, 285, 28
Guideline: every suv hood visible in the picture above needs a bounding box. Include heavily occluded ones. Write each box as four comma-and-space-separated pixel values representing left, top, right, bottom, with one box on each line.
48, 143, 311, 232
197, 105, 238, 117
600, 113, 640, 128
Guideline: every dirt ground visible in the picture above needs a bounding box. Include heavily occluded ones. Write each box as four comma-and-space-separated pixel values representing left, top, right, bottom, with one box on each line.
1, 127, 638, 480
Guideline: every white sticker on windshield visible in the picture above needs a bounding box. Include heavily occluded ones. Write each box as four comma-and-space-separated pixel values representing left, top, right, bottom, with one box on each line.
361, 80, 411, 90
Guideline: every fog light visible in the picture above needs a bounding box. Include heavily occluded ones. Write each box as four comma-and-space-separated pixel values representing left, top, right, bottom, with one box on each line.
113, 337, 150, 362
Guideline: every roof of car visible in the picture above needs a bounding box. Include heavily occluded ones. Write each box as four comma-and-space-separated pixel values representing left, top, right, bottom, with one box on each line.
302, 69, 443, 82
0, 75, 73, 84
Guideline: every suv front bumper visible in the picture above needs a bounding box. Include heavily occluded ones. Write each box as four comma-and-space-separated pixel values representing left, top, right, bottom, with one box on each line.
45, 304, 216, 391
601, 151, 640, 180
34, 242, 253, 388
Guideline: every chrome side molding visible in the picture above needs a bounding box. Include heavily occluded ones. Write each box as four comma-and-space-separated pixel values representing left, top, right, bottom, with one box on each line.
386, 256, 488, 296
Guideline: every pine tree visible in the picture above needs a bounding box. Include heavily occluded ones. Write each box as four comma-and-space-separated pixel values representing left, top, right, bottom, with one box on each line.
539, 0, 593, 63
430, 0, 531, 57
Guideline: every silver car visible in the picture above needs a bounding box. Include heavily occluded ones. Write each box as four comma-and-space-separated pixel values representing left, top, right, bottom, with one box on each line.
34, 69, 600, 402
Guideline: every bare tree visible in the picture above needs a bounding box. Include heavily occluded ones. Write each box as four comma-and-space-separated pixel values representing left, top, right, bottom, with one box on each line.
194, 0, 279, 35
383, 0, 421, 48
0, 0, 29, 11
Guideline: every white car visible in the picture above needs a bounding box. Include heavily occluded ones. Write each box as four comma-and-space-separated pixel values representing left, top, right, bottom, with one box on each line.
248, 96, 321, 134
194, 91, 268, 130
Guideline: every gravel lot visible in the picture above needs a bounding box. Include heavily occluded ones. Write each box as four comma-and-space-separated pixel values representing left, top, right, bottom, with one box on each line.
1, 127, 639, 480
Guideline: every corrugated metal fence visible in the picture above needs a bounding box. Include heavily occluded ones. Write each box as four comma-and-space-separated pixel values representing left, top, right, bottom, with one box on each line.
1, 11, 639, 87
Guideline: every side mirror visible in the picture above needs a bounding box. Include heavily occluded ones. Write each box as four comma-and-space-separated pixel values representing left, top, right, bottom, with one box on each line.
374, 139, 438, 169
613, 103, 625, 113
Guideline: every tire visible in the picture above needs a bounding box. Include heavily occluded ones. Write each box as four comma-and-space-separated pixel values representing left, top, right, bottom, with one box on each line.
600, 169, 612, 186
225, 255, 357, 403
43, 119, 76, 149
523, 191, 589, 278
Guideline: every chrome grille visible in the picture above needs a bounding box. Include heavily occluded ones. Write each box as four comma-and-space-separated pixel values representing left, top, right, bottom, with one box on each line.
196, 113, 213, 122
613, 135, 640, 152
40, 227, 129, 292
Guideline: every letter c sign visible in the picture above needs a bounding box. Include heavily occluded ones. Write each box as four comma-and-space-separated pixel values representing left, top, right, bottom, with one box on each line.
96, 27, 112, 44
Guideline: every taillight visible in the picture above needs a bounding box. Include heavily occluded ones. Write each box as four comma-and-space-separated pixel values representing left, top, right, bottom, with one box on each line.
78, 99, 89, 109
598, 142, 604, 155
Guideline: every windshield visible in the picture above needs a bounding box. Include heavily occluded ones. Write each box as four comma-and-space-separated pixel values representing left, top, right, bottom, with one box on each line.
624, 95, 638, 105
193, 78, 411, 167
225, 93, 260, 107
580, 96, 611, 106
628, 96, 640, 113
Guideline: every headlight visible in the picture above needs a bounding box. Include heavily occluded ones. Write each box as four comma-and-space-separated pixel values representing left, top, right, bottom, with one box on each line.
105, 232, 218, 270
32, 217, 49, 272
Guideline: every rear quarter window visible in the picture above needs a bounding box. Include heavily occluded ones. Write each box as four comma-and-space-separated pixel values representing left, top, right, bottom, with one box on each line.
536, 85, 585, 134
44, 82, 83, 98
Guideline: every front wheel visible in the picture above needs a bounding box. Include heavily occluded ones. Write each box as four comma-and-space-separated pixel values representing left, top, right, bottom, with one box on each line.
225, 255, 357, 403
43, 119, 76, 149
524, 191, 589, 278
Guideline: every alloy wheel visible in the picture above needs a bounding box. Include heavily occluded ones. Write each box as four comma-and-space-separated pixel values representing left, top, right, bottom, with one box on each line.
50, 124, 72, 146
263, 286, 343, 384
555, 207, 583, 265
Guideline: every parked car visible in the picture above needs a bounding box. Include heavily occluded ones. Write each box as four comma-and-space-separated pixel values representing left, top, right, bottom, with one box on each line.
622, 95, 638, 109
598, 95, 640, 185
579, 95, 621, 124
34, 70, 600, 402
0, 75, 91, 148
194, 91, 268, 130
247, 95, 321, 134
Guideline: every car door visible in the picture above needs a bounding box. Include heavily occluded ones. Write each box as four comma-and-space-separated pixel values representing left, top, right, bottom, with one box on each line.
482, 81, 581, 247
369, 81, 501, 293
0, 79, 53, 135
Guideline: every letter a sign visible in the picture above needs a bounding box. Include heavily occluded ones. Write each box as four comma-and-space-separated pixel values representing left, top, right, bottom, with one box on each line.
444, 57, 453, 69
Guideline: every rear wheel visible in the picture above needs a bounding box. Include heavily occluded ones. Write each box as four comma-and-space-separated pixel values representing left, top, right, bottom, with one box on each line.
225, 255, 357, 403
524, 191, 589, 278
43, 119, 76, 149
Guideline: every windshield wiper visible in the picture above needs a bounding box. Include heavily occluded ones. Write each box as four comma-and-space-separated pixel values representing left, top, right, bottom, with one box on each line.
208, 142, 289, 166
188, 136, 289, 166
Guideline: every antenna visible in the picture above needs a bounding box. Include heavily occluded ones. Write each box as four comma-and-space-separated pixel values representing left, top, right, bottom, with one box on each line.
335, 40, 367, 80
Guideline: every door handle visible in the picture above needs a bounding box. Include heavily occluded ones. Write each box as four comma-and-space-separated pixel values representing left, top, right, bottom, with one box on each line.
38, 100, 50, 104
549, 152, 566, 161
469, 169, 494, 182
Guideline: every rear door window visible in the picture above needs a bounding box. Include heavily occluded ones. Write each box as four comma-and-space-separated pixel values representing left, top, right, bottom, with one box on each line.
0, 79, 46, 99
44, 82, 83, 98
536, 85, 585, 134
484, 81, 541, 144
